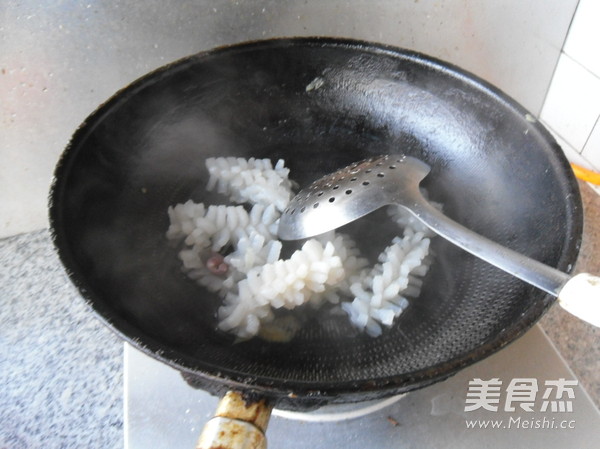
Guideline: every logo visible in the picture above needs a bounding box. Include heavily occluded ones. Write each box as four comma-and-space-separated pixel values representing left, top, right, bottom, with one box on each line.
463, 378, 578, 430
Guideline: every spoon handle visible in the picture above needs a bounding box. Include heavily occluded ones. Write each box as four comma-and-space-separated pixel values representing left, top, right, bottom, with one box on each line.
410, 198, 600, 327
409, 197, 570, 296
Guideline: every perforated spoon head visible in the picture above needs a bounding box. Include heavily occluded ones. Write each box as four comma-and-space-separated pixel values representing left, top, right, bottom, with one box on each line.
278, 154, 431, 240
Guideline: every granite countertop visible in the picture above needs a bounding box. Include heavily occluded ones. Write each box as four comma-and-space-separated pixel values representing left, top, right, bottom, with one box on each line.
0, 230, 123, 448
0, 182, 598, 448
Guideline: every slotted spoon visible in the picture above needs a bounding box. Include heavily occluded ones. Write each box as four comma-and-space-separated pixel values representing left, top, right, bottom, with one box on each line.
278, 154, 600, 326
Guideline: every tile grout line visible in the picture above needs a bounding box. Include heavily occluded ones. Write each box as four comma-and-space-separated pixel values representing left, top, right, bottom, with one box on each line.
580, 113, 600, 152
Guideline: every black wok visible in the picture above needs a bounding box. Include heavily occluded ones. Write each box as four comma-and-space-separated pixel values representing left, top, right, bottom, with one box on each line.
49, 37, 582, 441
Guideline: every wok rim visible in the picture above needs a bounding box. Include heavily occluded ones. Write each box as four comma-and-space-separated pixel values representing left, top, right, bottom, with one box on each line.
48, 36, 583, 402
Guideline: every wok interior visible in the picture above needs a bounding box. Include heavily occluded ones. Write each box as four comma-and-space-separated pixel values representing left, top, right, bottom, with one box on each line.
51, 39, 581, 400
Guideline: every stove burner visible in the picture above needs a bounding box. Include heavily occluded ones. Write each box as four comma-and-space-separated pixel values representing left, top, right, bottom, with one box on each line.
272, 394, 405, 422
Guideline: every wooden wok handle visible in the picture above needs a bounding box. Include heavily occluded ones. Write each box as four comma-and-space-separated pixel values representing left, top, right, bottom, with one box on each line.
196, 391, 273, 449
558, 273, 600, 327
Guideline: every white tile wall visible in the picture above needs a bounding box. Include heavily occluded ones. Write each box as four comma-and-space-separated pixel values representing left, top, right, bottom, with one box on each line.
541, 0, 600, 183
583, 120, 600, 168
541, 120, 594, 169
540, 55, 600, 150
563, 0, 600, 78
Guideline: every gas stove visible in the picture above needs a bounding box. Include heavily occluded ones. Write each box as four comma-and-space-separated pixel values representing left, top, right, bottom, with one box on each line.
124, 325, 599, 448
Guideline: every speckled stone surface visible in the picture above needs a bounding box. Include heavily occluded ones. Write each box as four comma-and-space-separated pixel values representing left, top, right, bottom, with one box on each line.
0, 230, 123, 448
539, 181, 600, 407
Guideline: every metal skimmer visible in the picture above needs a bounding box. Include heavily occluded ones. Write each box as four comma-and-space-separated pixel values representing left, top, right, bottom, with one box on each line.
278, 154, 600, 308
